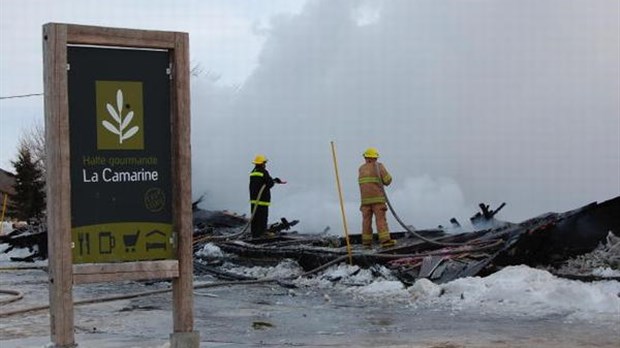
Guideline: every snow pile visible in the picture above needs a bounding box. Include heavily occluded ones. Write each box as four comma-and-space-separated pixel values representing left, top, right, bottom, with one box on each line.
355, 280, 406, 297
195, 242, 224, 258
293, 263, 400, 290
408, 278, 443, 299
223, 258, 304, 279
413, 265, 620, 321
227, 260, 620, 322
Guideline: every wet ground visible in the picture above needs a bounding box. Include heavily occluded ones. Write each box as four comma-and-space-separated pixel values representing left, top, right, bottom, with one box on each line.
1, 268, 619, 347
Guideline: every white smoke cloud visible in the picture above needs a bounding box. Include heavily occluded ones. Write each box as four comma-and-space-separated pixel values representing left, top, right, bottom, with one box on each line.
191, 0, 619, 232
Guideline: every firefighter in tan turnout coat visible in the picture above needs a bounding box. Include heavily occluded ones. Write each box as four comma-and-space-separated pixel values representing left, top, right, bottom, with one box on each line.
358, 147, 396, 249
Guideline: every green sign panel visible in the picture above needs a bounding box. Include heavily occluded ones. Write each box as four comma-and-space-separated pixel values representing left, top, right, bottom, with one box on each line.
68, 47, 174, 263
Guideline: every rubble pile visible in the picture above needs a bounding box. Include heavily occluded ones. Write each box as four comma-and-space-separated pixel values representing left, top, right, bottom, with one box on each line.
192, 196, 620, 284
0, 223, 47, 262
549, 231, 620, 280
1, 196, 618, 285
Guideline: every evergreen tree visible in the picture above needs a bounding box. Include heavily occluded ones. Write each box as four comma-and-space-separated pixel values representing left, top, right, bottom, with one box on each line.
11, 146, 46, 221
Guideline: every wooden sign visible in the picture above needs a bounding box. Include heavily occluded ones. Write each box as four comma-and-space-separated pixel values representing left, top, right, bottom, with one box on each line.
43, 23, 197, 347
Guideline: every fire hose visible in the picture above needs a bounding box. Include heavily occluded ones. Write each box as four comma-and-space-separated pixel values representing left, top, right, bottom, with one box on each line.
374, 162, 476, 247
0, 289, 23, 305
0, 253, 348, 318
192, 184, 267, 244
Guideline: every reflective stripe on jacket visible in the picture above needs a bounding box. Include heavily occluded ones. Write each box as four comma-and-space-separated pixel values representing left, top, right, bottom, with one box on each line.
249, 166, 274, 206
358, 162, 392, 206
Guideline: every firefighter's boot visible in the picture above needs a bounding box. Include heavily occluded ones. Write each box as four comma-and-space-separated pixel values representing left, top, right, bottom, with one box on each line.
378, 230, 396, 249
362, 232, 373, 249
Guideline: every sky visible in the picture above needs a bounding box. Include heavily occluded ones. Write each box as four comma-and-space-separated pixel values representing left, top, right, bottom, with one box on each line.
1, 0, 619, 232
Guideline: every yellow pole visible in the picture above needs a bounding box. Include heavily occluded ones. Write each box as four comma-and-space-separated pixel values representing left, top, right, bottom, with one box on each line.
0, 193, 7, 235
330, 141, 353, 265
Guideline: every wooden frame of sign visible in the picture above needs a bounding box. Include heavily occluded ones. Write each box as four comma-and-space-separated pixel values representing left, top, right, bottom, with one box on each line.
43, 23, 196, 347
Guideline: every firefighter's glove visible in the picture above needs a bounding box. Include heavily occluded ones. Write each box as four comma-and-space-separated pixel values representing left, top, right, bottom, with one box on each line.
274, 178, 287, 184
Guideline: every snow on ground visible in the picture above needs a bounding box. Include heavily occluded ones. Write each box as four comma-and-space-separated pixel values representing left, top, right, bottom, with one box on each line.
4, 241, 620, 322
2, 243, 620, 348
195, 243, 620, 325
302, 263, 620, 323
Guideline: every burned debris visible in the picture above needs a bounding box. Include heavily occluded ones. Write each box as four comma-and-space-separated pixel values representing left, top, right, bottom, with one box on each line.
192, 196, 620, 284
0, 222, 47, 262
2, 197, 618, 285
469, 202, 506, 228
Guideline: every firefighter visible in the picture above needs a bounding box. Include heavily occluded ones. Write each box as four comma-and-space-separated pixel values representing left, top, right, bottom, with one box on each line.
249, 154, 286, 238
358, 147, 395, 249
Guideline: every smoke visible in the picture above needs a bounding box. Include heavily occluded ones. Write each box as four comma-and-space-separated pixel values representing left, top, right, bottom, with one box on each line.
191, 0, 620, 233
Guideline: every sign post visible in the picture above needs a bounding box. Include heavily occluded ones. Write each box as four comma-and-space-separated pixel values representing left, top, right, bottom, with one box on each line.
43, 23, 197, 347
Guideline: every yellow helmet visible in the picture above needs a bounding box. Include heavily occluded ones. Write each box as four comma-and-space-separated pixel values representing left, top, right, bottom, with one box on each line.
252, 154, 268, 164
363, 147, 379, 158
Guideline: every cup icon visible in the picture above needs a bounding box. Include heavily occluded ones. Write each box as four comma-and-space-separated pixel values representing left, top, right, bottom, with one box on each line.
99, 231, 115, 254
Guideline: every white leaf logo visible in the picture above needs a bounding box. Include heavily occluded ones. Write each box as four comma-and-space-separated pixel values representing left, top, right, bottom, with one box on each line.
102, 89, 140, 144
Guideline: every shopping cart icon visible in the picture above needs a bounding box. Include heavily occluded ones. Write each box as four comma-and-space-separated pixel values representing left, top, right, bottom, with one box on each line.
123, 230, 140, 252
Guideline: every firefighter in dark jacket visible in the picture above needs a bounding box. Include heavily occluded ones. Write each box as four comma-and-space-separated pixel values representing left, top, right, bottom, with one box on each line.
249, 154, 286, 238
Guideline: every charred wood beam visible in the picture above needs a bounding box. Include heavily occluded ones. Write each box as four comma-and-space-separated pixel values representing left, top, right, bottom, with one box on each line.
493, 196, 620, 267
0, 229, 48, 260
